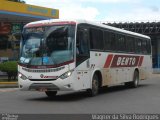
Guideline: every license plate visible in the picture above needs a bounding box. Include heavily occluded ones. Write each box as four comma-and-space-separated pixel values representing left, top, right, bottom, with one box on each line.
38, 88, 47, 92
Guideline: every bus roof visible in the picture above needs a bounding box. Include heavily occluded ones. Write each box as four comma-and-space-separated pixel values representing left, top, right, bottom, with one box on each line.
25, 19, 150, 39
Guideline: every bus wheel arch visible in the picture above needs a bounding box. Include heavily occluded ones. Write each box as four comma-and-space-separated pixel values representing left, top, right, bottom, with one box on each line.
95, 71, 102, 88
125, 68, 139, 88
87, 70, 102, 97
133, 68, 140, 87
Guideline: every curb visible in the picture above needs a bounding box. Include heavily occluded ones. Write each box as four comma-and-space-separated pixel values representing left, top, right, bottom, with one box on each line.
151, 74, 160, 78
0, 82, 18, 88
0, 82, 17, 84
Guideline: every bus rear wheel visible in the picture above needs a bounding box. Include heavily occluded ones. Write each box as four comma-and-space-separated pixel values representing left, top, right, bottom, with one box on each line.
45, 91, 57, 98
87, 74, 99, 97
125, 71, 139, 88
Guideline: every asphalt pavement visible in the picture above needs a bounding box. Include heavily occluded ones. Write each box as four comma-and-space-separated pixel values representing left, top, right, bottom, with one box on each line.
0, 74, 160, 114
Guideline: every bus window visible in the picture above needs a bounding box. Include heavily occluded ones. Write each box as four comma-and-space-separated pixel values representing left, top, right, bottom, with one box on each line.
141, 39, 148, 54
76, 27, 89, 66
126, 36, 135, 53
135, 38, 142, 54
104, 31, 112, 51
146, 39, 151, 54
90, 28, 103, 50
110, 32, 116, 51
116, 34, 126, 52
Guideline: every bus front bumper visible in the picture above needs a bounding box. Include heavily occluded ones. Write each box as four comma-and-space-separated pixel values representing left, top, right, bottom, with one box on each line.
18, 77, 75, 91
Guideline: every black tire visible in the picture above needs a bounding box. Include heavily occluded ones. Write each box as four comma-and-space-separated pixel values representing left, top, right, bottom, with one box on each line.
125, 71, 139, 88
87, 74, 99, 97
45, 91, 57, 98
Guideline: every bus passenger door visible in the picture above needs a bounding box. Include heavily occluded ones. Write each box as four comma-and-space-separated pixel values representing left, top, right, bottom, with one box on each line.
75, 26, 90, 89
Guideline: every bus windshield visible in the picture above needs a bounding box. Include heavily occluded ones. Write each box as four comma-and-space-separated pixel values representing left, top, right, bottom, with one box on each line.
19, 25, 75, 66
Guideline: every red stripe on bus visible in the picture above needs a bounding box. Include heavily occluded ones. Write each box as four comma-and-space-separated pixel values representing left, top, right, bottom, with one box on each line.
104, 54, 113, 68
138, 56, 144, 67
110, 55, 140, 67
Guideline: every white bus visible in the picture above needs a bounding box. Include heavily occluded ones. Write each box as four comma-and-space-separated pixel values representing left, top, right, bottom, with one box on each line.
18, 19, 152, 97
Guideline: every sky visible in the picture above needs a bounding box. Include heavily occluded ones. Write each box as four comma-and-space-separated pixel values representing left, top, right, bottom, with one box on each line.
25, 0, 160, 22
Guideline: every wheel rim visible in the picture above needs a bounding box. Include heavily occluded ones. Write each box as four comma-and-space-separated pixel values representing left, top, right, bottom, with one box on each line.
135, 77, 138, 86
134, 73, 139, 87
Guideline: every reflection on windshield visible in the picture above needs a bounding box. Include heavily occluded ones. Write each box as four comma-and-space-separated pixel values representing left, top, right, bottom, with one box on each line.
20, 32, 43, 64
45, 26, 74, 65
20, 25, 75, 66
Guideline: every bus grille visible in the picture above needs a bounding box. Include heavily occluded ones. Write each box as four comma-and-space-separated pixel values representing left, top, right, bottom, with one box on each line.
29, 79, 57, 81
22, 66, 65, 73
29, 83, 59, 91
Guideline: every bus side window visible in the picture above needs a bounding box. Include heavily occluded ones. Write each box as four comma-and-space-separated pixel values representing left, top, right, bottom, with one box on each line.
116, 34, 126, 52
77, 28, 89, 55
126, 36, 135, 53
90, 28, 103, 50
146, 39, 151, 54
76, 27, 89, 66
104, 31, 112, 51
110, 32, 116, 51
135, 38, 142, 54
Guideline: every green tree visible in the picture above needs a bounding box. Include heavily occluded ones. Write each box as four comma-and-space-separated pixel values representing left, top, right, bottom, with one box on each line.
0, 61, 18, 80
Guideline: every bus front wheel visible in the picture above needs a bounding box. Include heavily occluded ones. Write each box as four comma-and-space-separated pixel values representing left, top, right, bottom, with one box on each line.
45, 91, 57, 98
87, 74, 99, 97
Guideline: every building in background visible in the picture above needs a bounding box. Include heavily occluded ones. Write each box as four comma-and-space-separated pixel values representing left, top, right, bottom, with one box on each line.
0, 0, 59, 62
0, 0, 59, 75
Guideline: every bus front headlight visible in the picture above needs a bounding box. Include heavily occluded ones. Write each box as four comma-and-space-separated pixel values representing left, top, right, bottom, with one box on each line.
18, 73, 27, 80
59, 70, 73, 79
